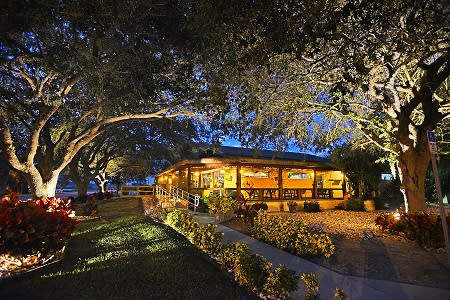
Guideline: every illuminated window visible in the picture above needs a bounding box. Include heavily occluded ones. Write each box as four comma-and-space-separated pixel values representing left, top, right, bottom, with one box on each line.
287, 172, 310, 179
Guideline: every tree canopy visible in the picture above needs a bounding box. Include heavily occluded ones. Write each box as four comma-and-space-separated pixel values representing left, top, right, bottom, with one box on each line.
192, 0, 450, 211
0, 0, 219, 197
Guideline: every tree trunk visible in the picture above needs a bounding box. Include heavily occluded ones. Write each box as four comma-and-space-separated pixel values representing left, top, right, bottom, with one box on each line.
95, 172, 108, 193
74, 180, 89, 198
24, 169, 59, 199
397, 135, 430, 213
95, 180, 105, 193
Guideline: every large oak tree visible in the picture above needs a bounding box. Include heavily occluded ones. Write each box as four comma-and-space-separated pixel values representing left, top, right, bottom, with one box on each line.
0, 0, 215, 198
193, 0, 450, 212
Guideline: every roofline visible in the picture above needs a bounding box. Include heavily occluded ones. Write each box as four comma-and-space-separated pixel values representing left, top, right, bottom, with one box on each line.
156, 156, 337, 177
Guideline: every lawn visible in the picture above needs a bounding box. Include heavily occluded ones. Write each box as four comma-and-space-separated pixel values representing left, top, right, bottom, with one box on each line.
0, 198, 254, 299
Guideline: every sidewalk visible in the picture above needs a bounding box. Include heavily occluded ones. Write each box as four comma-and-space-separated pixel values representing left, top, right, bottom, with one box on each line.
190, 212, 450, 300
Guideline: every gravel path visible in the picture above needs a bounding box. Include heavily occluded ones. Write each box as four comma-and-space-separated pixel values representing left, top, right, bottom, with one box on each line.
276, 210, 385, 239
270, 210, 450, 289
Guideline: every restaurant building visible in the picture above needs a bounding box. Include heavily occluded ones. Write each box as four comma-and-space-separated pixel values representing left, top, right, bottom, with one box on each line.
156, 146, 347, 210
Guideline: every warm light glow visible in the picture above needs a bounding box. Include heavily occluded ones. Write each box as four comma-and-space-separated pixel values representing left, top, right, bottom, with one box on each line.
393, 212, 401, 220
194, 172, 200, 176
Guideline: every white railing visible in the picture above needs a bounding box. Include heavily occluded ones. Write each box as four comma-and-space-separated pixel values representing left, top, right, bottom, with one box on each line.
154, 185, 200, 212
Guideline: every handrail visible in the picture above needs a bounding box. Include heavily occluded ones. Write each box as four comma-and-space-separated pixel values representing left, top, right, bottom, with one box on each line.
154, 185, 199, 212
170, 186, 200, 212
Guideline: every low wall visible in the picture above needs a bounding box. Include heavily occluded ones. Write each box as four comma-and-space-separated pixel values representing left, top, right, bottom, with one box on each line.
246, 199, 346, 212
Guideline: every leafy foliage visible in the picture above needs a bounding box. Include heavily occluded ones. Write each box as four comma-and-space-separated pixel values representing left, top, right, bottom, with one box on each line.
0, 193, 77, 257
207, 193, 239, 214
192, 0, 450, 212
165, 210, 200, 236
189, 223, 223, 255
303, 201, 321, 212
330, 145, 386, 199
262, 265, 298, 300
287, 201, 298, 212
344, 198, 365, 212
250, 210, 334, 258
375, 211, 450, 248
164, 210, 300, 298
0, 0, 217, 198
301, 273, 321, 300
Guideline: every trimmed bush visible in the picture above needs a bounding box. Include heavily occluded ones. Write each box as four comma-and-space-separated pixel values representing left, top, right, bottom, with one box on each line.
216, 242, 251, 271
301, 273, 321, 300
345, 198, 365, 211
250, 210, 334, 258
262, 265, 299, 299
189, 223, 223, 255
251, 202, 268, 211
234, 251, 272, 290
166, 210, 199, 236
303, 201, 321, 212
287, 201, 298, 212
165, 210, 223, 255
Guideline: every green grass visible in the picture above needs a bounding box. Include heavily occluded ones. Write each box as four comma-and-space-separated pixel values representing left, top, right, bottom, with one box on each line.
0, 198, 254, 299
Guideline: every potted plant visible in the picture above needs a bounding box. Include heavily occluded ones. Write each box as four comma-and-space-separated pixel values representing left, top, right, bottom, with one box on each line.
287, 201, 298, 213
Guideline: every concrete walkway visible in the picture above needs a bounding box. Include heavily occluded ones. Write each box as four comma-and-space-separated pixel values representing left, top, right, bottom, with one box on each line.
190, 212, 450, 300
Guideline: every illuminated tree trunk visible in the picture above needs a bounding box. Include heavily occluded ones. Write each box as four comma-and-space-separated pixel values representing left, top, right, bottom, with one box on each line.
24, 169, 59, 199
95, 172, 108, 193
397, 133, 430, 213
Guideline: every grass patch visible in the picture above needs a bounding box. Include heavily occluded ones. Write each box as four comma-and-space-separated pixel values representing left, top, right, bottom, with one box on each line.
0, 198, 254, 299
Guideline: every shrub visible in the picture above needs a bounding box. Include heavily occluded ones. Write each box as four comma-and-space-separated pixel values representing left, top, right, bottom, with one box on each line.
0, 193, 77, 258
250, 210, 334, 258
234, 252, 272, 290
375, 211, 450, 248
165, 210, 199, 236
303, 201, 321, 212
217, 242, 251, 271
166, 209, 302, 298
234, 204, 258, 224
208, 193, 238, 214
345, 198, 365, 211
190, 223, 223, 255
251, 202, 268, 211
262, 265, 298, 299
287, 201, 298, 212
301, 273, 321, 300
34, 197, 76, 216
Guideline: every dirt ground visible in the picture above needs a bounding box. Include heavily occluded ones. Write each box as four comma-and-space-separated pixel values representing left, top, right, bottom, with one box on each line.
223, 210, 450, 290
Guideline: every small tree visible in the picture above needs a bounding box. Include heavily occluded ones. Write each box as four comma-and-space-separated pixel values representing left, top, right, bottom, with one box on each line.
330, 145, 387, 200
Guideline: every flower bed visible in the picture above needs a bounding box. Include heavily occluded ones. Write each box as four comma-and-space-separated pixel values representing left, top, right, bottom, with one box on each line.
0, 193, 77, 279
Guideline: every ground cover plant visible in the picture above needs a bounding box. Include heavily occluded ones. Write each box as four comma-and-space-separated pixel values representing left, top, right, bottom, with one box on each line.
0, 198, 254, 300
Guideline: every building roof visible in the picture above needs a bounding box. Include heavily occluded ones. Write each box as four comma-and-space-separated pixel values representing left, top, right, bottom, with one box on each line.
157, 146, 333, 176
198, 146, 329, 163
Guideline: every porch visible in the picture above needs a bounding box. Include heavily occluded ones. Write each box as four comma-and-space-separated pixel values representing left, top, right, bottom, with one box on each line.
157, 161, 347, 206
